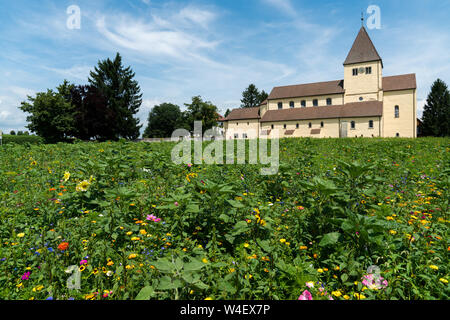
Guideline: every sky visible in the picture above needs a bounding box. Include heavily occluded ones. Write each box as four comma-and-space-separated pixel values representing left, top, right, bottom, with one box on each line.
0, 0, 449, 135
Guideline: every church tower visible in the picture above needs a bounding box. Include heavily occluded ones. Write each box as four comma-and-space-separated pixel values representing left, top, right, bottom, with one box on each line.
343, 27, 383, 104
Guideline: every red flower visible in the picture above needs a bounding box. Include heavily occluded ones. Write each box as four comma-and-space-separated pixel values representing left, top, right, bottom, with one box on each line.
58, 242, 69, 251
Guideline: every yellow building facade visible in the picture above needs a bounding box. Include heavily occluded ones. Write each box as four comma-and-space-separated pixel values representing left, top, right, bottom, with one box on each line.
224, 27, 417, 139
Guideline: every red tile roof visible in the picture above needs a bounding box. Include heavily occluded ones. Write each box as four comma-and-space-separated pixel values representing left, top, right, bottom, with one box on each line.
383, 74, 416, 92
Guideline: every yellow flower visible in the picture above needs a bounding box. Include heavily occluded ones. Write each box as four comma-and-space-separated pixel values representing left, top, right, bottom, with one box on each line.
331, 290, 342, 297
63, 171, 71, 182
202, 258, 209, 264
244, 243, 249, 248
85, 293, 96, 300
279, 239, 286, 244
317, 268, 324, 273
334, 266, 340, 271
429, 265, 439, 271
107, 260, 114, 266
343, 295, 350, 300
76, 180, 91, 192
139, 229, 147, 235
439, 278, 448, 284
389, 230, 397, 235
353, 293, 366, 300
17, 233, 25, 238
32, 285, 44, 292
131, 237, 140, 241
204, 297, 213, 300
229, 268, 235, 273
299, 246, 308, 250
128, 253, 137, 259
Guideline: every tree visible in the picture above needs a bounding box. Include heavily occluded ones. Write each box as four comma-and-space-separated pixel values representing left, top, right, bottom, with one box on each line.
88, 52, 142, 140
19, 80, 76, 143
9, 130, 16, 135
224, 109, 231, 118
241, 84, 268, 108
70, 85, 113, 141
143, 103, 184, 138
184, 96, 219, 134
422, 79, 450, 137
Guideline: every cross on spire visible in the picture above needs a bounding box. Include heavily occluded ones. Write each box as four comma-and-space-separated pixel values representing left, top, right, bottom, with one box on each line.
361, 11, 364, 27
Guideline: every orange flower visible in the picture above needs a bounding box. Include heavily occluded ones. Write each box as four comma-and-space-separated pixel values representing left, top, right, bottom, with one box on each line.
58, 242, 69, 251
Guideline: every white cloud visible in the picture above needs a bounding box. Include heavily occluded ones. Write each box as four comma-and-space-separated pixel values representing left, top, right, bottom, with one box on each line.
261, 0, 296, 16
43, 65, 92, 81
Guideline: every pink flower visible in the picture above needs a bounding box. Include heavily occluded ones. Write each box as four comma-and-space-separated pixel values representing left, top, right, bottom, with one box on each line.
21, 271, 31, 280
80, 260, 88, 265
174, 202, 179, 207
187, 163, 192, 168
298, 290, 313, 300
146, 214, 162, 223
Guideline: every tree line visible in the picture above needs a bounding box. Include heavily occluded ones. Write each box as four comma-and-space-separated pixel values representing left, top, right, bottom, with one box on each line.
20, 53, 142, 143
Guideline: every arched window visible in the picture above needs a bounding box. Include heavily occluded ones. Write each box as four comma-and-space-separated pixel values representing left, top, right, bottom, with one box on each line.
368, 120, 374, 128
296, 123, 299, 129
289, 101, 294, 108
271, 124, 274, 129
395, 105, 399, 118
313, 99, 318, 107
301, 100, 306, 107
320, 121, 324, 128
351, 121, 356, 129
278, 102, 283, 110
283, 124, 287, 129
326, 98, 332, 106
308, 122, 312, 128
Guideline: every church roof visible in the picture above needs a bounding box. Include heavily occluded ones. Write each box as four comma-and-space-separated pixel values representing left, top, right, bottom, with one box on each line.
224, 107, 260, 120
268, 80, 345, 100
265, 74, 415, 101
260, 101, 383, 122
343, 27, 383, 67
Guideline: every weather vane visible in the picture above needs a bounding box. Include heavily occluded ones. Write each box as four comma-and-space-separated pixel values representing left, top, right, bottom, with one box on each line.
361, 11, 364, 27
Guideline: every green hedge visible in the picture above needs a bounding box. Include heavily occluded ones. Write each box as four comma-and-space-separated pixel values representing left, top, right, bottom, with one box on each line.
1, 134, 43, 145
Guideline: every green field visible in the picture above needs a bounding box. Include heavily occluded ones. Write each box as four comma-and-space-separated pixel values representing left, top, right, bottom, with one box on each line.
0, 137, 448, 300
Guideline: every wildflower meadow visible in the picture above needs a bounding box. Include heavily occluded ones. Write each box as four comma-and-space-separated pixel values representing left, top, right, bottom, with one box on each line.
0, 137, 448, 300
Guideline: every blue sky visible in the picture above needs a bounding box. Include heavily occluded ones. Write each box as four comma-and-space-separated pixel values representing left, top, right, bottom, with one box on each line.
1, 0, 449, 135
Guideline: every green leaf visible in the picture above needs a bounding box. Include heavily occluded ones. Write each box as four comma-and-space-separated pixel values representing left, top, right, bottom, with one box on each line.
184, 259, 205, 272
153, 258, 175, 273
227, 199, 245, 208
319, 232, 341, 247
135, 286, 154, 300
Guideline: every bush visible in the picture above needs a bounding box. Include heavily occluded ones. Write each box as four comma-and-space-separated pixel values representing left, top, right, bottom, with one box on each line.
1, 134, 43, 145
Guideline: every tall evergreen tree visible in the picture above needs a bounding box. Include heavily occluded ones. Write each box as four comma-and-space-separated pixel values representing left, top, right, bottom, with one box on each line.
88, 53, 142, 140
241, 84, 268, 108
422, 79, 450, 137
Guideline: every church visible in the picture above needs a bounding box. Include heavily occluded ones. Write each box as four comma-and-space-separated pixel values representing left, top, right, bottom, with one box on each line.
223, 26, 417, 139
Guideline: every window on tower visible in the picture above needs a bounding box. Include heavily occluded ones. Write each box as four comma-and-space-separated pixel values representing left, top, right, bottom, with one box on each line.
352, 68, 358, 76
366, 66, 372, 74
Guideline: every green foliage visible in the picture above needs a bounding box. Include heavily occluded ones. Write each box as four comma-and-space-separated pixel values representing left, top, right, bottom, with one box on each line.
143, 103, 185, 138
88, 52, 143, 140
1, 134, 43, 145
0, 137, 448, 300
184, 96, 219, 134
422, 78, 450, 137
19, 80, 76, 143
241, 84, 268, 108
